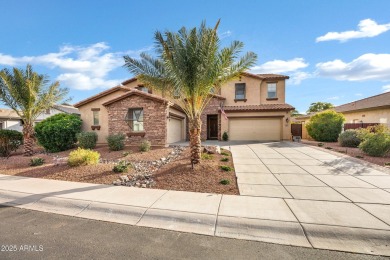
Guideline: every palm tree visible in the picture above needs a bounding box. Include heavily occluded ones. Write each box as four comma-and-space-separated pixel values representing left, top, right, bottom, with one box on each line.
0, 65, 69, 156
124, 20, 257, 164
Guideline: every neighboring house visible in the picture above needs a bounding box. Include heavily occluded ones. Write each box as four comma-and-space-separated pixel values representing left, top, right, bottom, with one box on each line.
0, 104, 80, 131
293, 92, 390, 140
334, 92, 390, 126
74, 72, 294, 145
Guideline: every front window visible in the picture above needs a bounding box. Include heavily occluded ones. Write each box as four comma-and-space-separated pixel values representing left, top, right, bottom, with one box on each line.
125, 108, 144, 132
93, 111, 100, 125
235, 83, 246, 100
267, 83, 277, 98
137, 86, 151, 93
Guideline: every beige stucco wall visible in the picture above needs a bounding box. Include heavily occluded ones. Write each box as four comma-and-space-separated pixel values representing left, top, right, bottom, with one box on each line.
78, 89, 128, 143
220, 75, 286, 106
342, 108, 390, 126
221, 110, 291, 140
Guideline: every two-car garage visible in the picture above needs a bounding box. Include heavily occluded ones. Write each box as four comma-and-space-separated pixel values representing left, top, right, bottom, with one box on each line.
228, 117, 282, 141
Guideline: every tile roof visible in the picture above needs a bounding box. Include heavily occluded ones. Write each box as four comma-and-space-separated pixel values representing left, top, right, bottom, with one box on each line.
222, 104, 295, 112
241, 72, 290, 80
0, 109, 20, 119
334, 92, 390, 113
102, 89, 169, 106
73, 86, 131, 108
53, 104, 80, 115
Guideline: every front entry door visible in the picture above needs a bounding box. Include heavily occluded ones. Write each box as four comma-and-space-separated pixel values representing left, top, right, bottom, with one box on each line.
207, 115, 218, 140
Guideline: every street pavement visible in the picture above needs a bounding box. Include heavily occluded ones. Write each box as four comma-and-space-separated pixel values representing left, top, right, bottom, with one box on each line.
0, 206, 385, 260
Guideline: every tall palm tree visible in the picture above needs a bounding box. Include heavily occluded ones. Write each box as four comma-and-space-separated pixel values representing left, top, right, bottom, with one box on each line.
0, 65, 69, 156
124, 20, 257, 165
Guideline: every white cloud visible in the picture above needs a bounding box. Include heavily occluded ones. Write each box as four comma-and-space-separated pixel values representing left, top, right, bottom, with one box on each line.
250, 58, 310, 85
327, 96, 340, 100
316, 53, 390, 81
383, 85, 390, 92
219, 30, 232, 39
251, 58, 308, 74
0, 42, 147, 90
316, 19, 390, 42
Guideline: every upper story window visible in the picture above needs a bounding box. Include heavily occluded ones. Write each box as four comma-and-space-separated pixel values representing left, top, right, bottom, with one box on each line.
125, 108, 144, 132
267, 83, 277, 99
136, 85, 151, 94
235, 83, 246, 100
92, 110, 100, 126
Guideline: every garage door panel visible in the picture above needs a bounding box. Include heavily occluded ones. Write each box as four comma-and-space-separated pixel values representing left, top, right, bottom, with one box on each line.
167, 118, 183, 143
229, 118, 281, 141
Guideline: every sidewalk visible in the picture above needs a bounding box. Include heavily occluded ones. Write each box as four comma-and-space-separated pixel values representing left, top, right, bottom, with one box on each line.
0, 173, 389, 257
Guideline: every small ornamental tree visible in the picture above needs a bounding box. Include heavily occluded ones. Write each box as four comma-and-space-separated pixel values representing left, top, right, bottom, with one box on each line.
35, 113, 82, 152
306, 110, 345, 142
0, 129, 23, 157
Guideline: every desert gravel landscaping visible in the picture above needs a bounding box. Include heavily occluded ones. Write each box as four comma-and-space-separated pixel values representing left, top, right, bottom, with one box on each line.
0, 144, 238, 195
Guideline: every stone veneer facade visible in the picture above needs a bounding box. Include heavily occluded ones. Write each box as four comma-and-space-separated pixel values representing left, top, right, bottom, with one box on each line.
105, 95, 169, 146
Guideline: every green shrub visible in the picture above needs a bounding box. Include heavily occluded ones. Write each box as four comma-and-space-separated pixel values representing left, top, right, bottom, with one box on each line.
325, 147, 332, 150
122, 151, 131, 157
0, 129, 23, 157
220, 165, 233, 171
113, 160, 131, 173
201, 153, 213, 160
220, 179, 230, 185
35, 113, 82, 152
222, 131, 229, 141
317, 143, 324, 147
355, 155, 364, 159
106, 133, 125, 151
306, 110, 345, 142
338, 130, 361, 147
68, 148, 100, 166
139, 140, 151, 152
359, 133, 390, 157
77, 132, 98, 149
221, 151, 229, 156
220, 157, 229, 162
384, 162, 390, 166
357, 124, 389, 142
30, 157, 45, 166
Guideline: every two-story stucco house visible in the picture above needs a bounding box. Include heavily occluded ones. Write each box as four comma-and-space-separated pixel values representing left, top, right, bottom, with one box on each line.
74, 72, 294, 145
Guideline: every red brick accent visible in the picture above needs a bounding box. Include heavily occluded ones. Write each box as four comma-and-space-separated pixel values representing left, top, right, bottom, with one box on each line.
105, 95, 169, 146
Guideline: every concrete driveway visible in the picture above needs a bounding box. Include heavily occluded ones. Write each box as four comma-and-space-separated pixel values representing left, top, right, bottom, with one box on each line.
229, 142, 390, 255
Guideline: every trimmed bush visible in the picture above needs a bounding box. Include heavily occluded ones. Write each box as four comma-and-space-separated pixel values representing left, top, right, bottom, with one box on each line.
139, 140, 151, 152
30, 157, 45, 166
201, 153, 213, 160
338, 130, 361, 147
35, 113, 82, 152
222, 131, 229, 141
113, 160, 131, 173
77, 132, 98, 149
220, 165, 233, 171
68, 148, 100, 166
306, 110, 345, 142
220, 179, 230, 185
359, 133, 390, 157
106, 133, 125, 151
0, 129, 23, 157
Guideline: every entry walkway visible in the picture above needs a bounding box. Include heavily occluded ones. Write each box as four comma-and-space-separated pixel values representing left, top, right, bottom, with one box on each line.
0, 142, 389, 256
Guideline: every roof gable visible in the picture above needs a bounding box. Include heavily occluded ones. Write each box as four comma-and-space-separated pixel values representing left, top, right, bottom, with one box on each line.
102, 89, 168, 106
74, 86, 131, 108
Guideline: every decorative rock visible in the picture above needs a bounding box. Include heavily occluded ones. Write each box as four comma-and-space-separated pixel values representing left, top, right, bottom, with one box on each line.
119, 175, 129, 182
141, 184, 147, 188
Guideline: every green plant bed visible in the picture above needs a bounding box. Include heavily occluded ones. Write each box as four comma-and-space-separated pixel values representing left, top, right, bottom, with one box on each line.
201, 153, 213, 160
220, 165, 233, 172
113, 160, 132, 173
220, 179, 230, 185
220, 157, 229, 162
221, 152, 229, 156
30, 157, 45, 166
68, 148, 100, 166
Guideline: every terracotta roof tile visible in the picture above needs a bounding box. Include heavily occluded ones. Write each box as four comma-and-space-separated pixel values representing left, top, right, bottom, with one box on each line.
335, 92, 390, 113
102, 89, 169, 106
74, 86, 131, 108
222, 104, 295, 112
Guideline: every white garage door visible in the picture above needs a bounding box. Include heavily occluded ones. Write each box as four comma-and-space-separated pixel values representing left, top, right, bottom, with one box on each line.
167, 118, 183, 143
229, 118, 281, 141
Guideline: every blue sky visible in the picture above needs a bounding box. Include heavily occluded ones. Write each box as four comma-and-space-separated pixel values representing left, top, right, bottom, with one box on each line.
1, 0, 390, 113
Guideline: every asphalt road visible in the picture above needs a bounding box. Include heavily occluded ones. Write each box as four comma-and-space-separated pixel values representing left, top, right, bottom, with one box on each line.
0, 206, 386, 260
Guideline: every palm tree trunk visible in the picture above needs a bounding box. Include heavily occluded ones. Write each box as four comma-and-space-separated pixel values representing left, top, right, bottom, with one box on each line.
189, 116, 202, 165
23, 123, 34, 156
